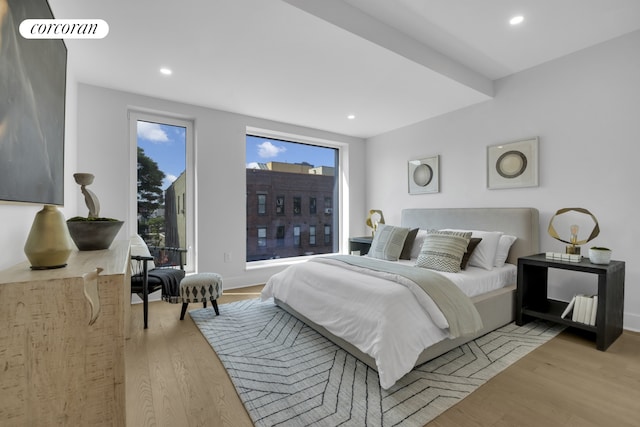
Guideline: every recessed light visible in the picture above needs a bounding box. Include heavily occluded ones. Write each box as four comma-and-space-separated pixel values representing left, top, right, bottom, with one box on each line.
509, 15, 524, 25
347, 114, 355, 120
160, 67, 173, 75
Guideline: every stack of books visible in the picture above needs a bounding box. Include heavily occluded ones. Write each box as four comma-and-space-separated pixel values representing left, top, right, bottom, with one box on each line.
561, 294, 598, 325
545, 252, 582, 262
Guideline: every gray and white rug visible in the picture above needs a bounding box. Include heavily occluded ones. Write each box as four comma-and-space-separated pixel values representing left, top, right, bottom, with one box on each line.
190, 298, 563, 427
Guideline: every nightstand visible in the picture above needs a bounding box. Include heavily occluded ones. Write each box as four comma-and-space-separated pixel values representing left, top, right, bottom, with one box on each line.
516, 253, 625, 350
349, 236, 373, 255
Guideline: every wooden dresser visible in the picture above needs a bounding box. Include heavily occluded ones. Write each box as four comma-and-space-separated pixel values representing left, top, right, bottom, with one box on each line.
0, 240, 130, 426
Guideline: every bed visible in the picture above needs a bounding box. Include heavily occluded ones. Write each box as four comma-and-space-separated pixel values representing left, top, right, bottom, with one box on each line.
261, 207, 539, 389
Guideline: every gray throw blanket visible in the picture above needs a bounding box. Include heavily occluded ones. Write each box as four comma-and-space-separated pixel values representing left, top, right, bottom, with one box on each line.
313, 255, 482, 338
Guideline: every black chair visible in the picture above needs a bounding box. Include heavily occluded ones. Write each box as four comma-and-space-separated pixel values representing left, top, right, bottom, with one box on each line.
131, 246, 187, 329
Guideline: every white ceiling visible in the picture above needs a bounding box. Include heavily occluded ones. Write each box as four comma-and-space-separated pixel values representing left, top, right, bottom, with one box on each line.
48, 0, 640, 138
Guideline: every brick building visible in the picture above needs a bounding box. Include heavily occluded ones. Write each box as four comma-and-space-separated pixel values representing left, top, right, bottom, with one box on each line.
246, 163, 336, 261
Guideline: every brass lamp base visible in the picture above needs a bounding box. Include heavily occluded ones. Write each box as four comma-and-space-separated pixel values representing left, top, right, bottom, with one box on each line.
566, 245, 581, 255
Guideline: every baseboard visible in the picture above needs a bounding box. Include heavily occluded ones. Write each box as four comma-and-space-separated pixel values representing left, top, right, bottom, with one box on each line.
624, 312, 640, 332
130, 289, 162, 304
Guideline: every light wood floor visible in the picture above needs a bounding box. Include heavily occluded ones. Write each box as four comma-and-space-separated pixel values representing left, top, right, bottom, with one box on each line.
126, 286, 640, 427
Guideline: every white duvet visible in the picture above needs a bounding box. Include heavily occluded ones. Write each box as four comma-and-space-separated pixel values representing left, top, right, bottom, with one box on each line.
261, 257, 517, 389
261, 259, 452, 389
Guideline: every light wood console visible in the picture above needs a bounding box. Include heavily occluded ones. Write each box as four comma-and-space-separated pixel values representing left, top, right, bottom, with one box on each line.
0, 240, 130, 425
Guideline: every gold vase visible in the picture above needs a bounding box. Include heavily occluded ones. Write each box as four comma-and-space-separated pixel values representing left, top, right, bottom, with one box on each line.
24, 205, 73, 269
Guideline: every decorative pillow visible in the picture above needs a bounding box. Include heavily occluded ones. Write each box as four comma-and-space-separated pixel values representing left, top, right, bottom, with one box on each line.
130, 234, 155, 270
399, 228, 419, 260
415, 230, 471, 273
460, 237, 482, 270
367, 224, 410, 261
410, 230, 429, 259
443, 229, 503, 270
494, 235, 517, 267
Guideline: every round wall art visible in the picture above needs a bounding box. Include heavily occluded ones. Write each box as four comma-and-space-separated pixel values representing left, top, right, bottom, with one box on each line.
408, 155, 439, 194
413, 164, 433, 186
496, 150, 527, 178
487, 137, 539, 189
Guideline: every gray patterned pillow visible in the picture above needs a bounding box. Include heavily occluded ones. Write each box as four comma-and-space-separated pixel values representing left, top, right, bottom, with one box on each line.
367, 224, 410, 261
415, 230, 472, 273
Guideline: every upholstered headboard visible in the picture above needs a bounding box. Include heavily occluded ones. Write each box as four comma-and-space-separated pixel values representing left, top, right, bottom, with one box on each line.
401, 208, 540, 265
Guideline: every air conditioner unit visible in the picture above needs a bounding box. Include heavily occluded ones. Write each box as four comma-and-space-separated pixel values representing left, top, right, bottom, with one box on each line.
324, 208, 332, 214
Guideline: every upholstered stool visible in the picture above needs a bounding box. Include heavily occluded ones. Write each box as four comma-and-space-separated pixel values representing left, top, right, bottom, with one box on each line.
179, 273, 223, 320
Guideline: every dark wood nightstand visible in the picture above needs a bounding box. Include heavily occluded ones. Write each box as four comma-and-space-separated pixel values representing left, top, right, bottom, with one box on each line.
349, 236, 373, 255
516, 253, 625, 351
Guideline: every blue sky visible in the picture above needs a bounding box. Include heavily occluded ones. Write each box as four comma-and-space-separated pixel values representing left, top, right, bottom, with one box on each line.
137, 121, 186, 189
246, 135, 336, 169
137, 123, 336, 188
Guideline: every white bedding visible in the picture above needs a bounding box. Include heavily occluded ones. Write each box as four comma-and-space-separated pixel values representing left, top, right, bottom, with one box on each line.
396, 259, 517, 297
260, 257, 516, 389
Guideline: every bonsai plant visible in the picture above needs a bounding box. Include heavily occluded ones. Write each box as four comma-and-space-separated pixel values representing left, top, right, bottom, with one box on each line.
67, 173, 124, 250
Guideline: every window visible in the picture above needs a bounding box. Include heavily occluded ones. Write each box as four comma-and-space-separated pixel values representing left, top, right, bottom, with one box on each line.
246, 132, 339, 261
324, 197, 332, 214
257, 227, 267, 247
324, 224, 331, 245
293, 197, 301, 215
257, 194, 266, 215
276, 195, 285, 215
276, 226, 285, 247
293, 226, 301, 247
309, 197, 317, 215
129, 111, 194, 270
309, 225, 316, 246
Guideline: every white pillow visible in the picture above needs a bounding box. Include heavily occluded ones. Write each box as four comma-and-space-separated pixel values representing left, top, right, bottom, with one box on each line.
130, 234, 156, 270
443, 229, 503, 270
410, 230, 429, 259
494, 235, 517, 267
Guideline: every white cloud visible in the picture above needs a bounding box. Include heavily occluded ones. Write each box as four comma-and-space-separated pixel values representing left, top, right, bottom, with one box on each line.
258, 141, 286, 158
138, 121, 169, 142
163, 174, 177, 189
246, 162, 260, 169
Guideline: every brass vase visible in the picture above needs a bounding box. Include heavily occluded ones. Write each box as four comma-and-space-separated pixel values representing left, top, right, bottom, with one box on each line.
24, 205, 73, 269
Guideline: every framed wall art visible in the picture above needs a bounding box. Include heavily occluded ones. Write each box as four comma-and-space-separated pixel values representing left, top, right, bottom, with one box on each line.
0, 0, 67, 205
487, 137, 538, 190
408, 155, 439, 194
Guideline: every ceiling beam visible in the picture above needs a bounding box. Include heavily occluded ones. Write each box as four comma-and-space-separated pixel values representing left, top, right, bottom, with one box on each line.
283, 0, 494, 97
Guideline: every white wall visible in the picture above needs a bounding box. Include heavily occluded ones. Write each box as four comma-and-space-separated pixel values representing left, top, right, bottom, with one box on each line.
0, 50, 79, 270
365, 30, 640, 331
74, 84, 366, 288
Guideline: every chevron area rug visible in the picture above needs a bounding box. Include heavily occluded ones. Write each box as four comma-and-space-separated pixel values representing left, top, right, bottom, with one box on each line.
190, 298, 563, 427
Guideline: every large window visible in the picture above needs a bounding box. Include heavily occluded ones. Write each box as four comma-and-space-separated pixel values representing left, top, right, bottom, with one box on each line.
246, 133, 339, 261
129, 112, 194, 270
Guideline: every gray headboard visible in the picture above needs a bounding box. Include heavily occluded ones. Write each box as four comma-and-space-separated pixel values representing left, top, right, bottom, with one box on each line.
401, 208, 540, 265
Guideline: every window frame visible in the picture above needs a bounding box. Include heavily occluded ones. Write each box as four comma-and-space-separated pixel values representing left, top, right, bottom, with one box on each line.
309, 197, 317, 215
275, 195, 285, 215
293, 196, 302, 215
293, 225, 301, 247
309, 225, 316, 246
257, 226, 267, 247
129, 111, 195, 271
257, 193, 267, 215
324, 224, 331, 245
245, 126, 349, 266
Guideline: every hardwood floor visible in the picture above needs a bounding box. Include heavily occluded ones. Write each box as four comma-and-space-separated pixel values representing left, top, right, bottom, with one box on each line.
126, 286, 640, 427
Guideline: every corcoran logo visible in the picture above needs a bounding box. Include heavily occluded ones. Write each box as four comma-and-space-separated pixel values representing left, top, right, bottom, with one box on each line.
19, 19, 109, 39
